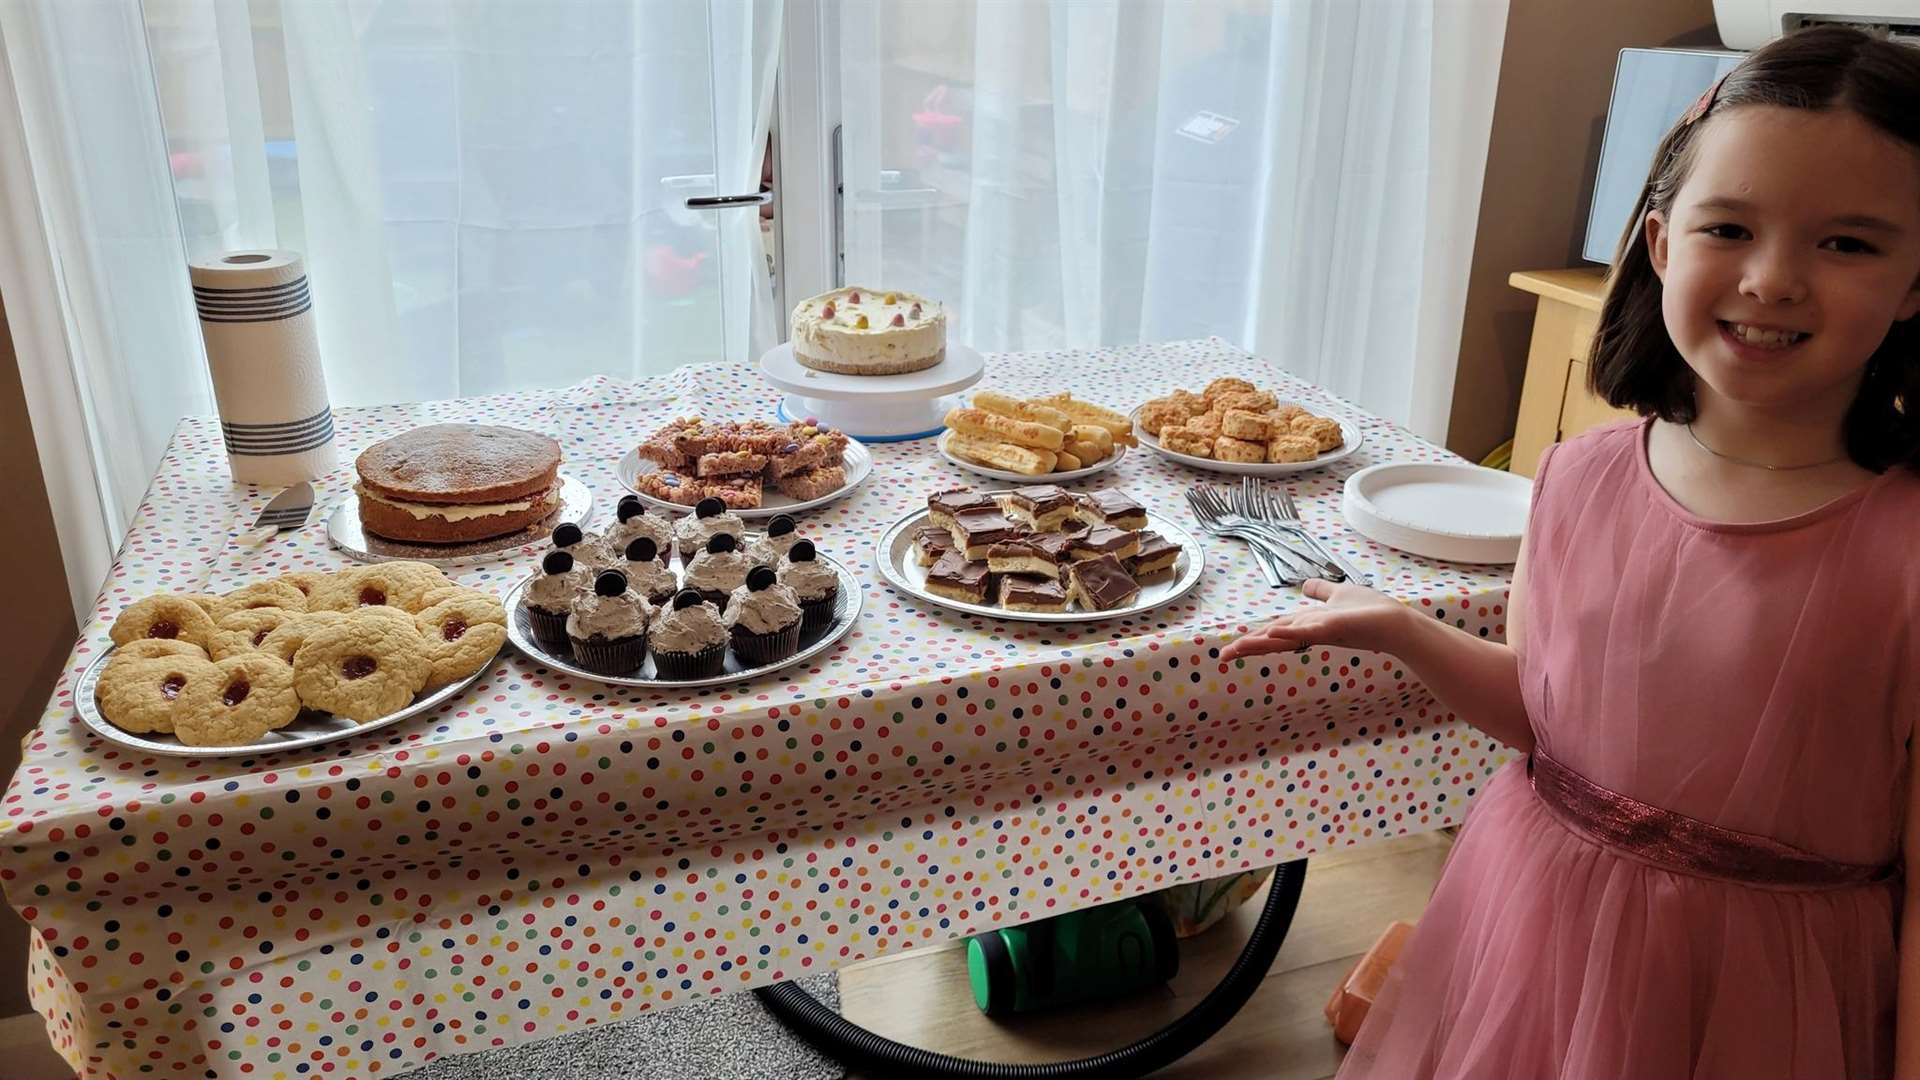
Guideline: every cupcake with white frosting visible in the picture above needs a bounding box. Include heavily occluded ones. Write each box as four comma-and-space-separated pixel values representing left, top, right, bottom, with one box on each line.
649, 589, 727, 679
606, 496, 674, 564
565, 569, 652, 674
673, 497, 745, 567
725, 565, 803, 666
746, 514, 804, 567
684, 533, 753, 612
777, 540, 840, 631
618, 537, 680, 605
525, 550, 590, 644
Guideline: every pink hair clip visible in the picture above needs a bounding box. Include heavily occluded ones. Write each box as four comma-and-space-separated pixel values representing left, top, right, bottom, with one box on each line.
1681, 72, 1729, 127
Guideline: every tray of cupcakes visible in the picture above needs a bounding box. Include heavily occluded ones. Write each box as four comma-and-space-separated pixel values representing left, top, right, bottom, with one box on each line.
874, 484, 1205, 623
503, 496, 863, 688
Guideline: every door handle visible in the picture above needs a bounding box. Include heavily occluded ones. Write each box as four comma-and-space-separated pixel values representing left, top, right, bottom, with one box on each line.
685, 191, 774, 209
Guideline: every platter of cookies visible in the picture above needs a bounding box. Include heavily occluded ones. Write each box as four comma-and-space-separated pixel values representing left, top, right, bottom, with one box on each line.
503, 514, 863, 689
874, 484, 1204, 623
618, 415, 873, 518
77, 562, 506, 757
936, 391, 1134, 482
330, 422, 594, 565
1131, 378, 1363, 476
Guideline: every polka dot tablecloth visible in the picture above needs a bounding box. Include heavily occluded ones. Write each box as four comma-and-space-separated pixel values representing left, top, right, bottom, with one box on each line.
1, 339, 1516, 1078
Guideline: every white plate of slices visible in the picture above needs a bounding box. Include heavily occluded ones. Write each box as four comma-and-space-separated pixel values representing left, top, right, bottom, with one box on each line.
873, 501, 1206, 623
1341, 462, 1532, 564
1131, 406, 1363, 476
936, 430, 1128, 484
617, 440, 874, 520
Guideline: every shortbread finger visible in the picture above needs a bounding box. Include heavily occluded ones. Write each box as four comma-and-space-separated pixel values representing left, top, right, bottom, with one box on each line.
944, 407, 1066, 451
948, 433, 1057, 475
1034, 394, 1134, 445
970, 391, 1072, 434
1070, 424, 1114, 456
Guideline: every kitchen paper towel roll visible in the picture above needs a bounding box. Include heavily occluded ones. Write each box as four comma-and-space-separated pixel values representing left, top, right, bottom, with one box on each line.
189, 250, 338, 485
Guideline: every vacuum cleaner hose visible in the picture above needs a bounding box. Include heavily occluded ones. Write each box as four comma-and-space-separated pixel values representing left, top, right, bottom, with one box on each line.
754, 859, 1308, 1080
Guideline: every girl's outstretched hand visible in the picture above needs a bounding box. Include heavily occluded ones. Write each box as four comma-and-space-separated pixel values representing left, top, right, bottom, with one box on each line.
1218, 578, 1410, 661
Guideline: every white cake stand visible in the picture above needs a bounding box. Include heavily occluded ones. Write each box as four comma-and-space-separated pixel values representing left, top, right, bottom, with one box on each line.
759, 341, 985, 442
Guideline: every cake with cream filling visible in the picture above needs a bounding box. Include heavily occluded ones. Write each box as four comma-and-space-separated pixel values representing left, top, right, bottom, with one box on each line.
355, 424, 562, 544
790, 287, 945, 375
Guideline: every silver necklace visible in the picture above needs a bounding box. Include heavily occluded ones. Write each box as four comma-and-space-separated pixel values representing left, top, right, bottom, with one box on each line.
1685, 424, 1846, 472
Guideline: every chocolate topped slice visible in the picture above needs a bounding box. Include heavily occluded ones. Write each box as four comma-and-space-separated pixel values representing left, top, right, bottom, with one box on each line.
927, 489, 999, 528
998, 574, 1069, 613
948, 511, 1025, 560
1069, 525, 1142, 562
1001, 484, 1078, 530
1129, 531, 1182, 584
986, 533, 1074, 578
910, 524, 954, 567
1066, 554, 1141, 612
1085, 489, 1148, 530
924, 551, 991, 604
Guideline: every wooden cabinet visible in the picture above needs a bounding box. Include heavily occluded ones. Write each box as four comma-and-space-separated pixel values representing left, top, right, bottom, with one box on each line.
1508, 268, 1636, 477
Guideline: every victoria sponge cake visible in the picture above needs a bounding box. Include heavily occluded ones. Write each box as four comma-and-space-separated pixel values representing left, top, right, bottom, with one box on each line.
355, 423, 562, 544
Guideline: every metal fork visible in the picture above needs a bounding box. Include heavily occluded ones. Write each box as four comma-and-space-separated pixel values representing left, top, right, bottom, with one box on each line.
1195, 486, 1328, 582
1222, 479, 1332, 581
1265, 484, 1373, 587
1185, 488, 1297, 587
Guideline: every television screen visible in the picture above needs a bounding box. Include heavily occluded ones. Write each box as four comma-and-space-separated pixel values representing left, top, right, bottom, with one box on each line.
1583, 48, 1743, 265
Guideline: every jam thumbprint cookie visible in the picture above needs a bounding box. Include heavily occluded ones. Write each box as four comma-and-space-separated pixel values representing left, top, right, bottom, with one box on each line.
291, 619, 431, 723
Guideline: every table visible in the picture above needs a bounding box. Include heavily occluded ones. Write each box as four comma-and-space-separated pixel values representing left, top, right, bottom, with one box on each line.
1, 339, 1515, 1078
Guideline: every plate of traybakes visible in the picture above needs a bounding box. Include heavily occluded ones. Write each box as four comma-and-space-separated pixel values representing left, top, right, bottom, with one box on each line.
936, 390, 1134, 482
618, 415, 873, 518
76, 561, 506, 757
503, 502, 863, 688
874, 484, 1204, 623
330, 422, 593, 565
1131, 378, 1363, 476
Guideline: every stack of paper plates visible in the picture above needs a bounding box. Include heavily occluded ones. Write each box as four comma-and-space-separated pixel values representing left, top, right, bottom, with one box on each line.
1341, 462, 1533, 564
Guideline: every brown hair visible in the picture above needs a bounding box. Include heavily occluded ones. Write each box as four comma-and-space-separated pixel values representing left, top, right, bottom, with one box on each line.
1587, 25, 1920, 471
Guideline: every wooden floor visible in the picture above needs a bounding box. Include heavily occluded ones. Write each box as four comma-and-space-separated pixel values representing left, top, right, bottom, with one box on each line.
0, 832, 1451, 1080
839, 831, 1452, 1080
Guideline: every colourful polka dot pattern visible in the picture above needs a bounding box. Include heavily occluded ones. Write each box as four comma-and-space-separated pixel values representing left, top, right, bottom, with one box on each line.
1, 339, 1515, 1077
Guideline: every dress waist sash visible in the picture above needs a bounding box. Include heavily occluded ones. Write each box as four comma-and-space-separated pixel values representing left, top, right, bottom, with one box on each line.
1526, 750, 1896, 891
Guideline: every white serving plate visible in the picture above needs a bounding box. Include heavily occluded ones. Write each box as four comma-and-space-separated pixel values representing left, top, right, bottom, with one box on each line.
329, 473, 593, 567
1131, 407, 1363, 476
1341, 462, 1532, 564
74, 641, 497, 758
873, 501, 1205, 623
759, 341, 988, 441
617, 440, 873, 520
503, 549, 863, 688
936, 430, 1128, 484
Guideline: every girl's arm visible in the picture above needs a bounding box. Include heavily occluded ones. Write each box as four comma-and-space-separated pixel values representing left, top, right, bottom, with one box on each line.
1220, 534, 1535, 754
1893, 752, 1920, 1080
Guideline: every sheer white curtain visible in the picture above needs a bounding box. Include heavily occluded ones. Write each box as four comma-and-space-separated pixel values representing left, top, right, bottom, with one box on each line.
2, 0, 779, 616
838, 0, 1505, 439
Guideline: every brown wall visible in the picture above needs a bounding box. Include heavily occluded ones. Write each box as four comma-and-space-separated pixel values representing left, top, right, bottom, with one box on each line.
1445, 1, 1722, 462
0, 289, 78, 1017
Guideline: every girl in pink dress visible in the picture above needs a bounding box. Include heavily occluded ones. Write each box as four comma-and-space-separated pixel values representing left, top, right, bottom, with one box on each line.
1223, 26, 1920, 1079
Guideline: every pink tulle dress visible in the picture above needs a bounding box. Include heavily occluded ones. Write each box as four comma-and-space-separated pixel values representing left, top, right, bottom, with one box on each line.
1338, 419, 1920, 1079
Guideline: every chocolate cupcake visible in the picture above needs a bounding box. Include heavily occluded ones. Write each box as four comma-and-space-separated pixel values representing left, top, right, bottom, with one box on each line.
673, 497, 746, 566
550, 522, 615, 572
648, 589, 727, 679
620, 537, 680, 605
565, 569, 651, 674
746, 513, 804, 566
605, 496, 674, 564
777, 540, 840, 631
525, 550, 590, 645
725, 565, 803, 666
684, 533, 752, 611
